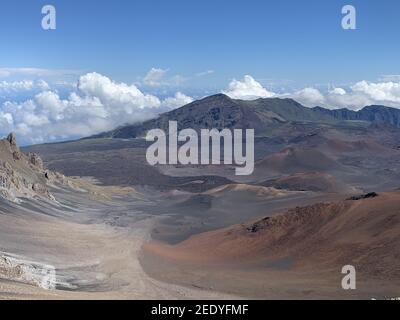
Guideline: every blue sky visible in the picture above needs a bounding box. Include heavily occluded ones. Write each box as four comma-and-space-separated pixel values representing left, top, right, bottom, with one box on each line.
1, 0, 400, 144
1, 0, 399, 87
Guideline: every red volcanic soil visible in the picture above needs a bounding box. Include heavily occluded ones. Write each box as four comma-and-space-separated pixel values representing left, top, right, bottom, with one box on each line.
144, 191, 400, 279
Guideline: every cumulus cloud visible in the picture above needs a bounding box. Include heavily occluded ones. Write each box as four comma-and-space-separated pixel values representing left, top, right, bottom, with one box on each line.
78, 72, 161, 111
289, 81, 400, 110
161, 92, 193, 109
290, 87, 325, 106
286, 86, 364, 109
351, 81, 400, 104
0, 111, 13, 133
222, 75, 275, 100
0, 72, 192, 144
222, 75, 400, 110
329, 87, 346, 95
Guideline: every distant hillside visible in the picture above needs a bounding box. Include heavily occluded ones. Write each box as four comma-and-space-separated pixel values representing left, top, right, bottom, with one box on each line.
89, 94, 400, 139
312, 105, 400, 127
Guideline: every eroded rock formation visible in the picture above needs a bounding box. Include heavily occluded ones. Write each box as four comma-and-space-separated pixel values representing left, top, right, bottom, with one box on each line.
0, 133, 57, 202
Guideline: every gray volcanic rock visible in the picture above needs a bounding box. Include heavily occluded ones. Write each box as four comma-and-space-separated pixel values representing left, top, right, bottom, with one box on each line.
7, 132, 17, 147
27, 152, 44, 170
0, 133, 56, 202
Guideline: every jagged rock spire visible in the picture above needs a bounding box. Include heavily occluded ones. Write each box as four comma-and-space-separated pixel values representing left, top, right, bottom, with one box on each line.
6, 133, 17, 147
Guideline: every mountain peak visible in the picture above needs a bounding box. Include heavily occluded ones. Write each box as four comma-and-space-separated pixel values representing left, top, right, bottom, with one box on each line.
88, 95, 400, 140
197, 93, 233, 103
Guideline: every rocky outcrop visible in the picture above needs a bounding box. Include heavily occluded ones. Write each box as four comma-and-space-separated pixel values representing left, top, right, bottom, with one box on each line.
7, 132, 17, 147
347, 192, 378, 201
0, 133, 57, 202
0, 252, 56, 290
0, 159, 55, 202
27, 152, 44, 170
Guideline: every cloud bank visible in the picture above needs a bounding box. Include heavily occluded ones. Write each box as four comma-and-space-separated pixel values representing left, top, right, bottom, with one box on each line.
0, 72, 193, 144
222, 75, 400, 110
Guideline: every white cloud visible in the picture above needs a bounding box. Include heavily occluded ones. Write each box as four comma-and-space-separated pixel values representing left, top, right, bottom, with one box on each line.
351, 80, 400, 104
142, 68, 169, 87
286, 81, 400, 110
161, 92, 193, 109
0, 72, 193, 144
222, 75, 275, 100
78, 72, 161, 110
290, 87, 325, 106
0, 80, 34, 92
0, 80, 50, 96
37, 79, 50, 90
0, 111, 13, 133
284, 85, 373, 110
196, 70, 215, 77
141, 68, 215, 88
329, 87, 346, 95
221, 75, 400, 110
219, 74, 400, 109
140, 67, 190, 88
